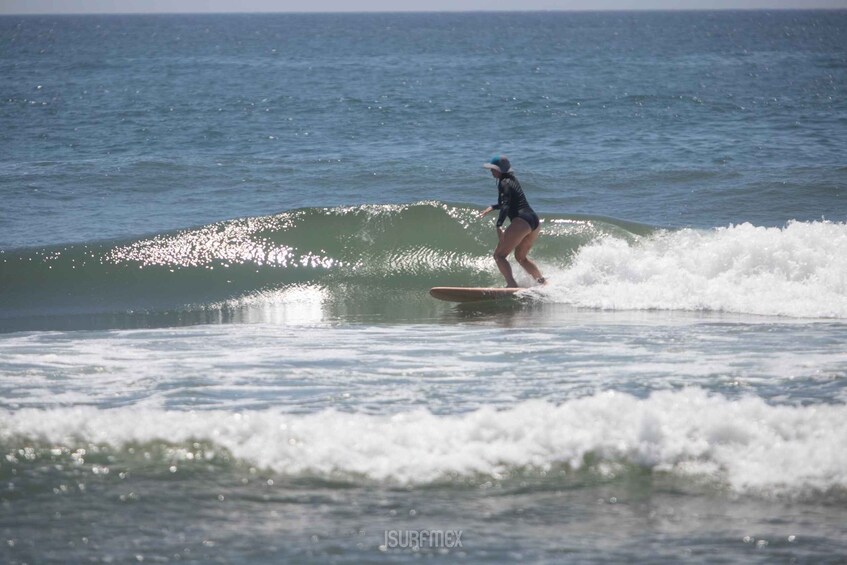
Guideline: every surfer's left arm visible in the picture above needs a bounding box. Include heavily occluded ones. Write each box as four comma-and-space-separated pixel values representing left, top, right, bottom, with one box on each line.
494, 181, 510, 229
479, 205, 505, 241
480, 198, 503, 217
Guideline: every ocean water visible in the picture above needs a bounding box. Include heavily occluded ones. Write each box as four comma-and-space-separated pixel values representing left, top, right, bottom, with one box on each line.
1, 10, 846, 564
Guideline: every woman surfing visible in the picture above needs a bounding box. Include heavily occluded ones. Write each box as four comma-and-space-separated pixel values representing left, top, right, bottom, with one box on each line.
479, 155, 546, 288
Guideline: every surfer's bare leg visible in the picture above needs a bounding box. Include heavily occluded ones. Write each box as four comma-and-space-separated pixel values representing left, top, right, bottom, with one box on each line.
514, 227, 544, 283
494, 218, 532, 288
493, 254, 518, 288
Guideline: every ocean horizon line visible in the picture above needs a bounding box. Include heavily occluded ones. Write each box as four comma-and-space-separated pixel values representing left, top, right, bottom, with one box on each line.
2, 7, 846, 17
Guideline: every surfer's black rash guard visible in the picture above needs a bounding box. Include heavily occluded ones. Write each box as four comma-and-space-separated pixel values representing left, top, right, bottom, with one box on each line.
491, 174, 540, 231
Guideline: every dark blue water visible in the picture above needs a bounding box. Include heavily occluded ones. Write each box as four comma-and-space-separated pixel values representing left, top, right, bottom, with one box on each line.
1, 11, 845, 250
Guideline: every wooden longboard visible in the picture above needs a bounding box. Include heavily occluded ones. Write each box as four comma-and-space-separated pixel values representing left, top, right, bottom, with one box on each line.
429, 286, 522, 303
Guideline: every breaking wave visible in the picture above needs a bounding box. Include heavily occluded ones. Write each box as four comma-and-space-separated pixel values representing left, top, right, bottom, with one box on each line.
1, 201, 844, 329
2, 389, 845, 498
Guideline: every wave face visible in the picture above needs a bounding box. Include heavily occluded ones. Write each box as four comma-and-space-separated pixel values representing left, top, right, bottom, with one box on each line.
0, 202, 641, 329
1, 202, 845, 330
1, 389, 844, 498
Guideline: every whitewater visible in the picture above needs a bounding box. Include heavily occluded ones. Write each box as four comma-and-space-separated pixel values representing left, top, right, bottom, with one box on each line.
4, 389, 846, 494
539, 219, 847, 318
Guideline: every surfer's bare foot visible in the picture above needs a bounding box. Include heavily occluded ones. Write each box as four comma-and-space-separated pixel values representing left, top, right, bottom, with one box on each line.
536, 277, 547, 285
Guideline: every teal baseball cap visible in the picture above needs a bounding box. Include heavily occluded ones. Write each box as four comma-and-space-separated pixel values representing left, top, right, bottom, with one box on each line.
483, 155, 513, 174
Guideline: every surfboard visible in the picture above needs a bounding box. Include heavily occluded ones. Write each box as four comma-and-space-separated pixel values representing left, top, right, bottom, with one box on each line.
429, 286, 522, 303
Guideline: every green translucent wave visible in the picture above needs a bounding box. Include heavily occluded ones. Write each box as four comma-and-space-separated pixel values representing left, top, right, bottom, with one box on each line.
0, 201, 651, 329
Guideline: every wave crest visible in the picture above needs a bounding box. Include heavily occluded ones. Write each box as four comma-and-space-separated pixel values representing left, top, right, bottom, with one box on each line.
2, 389, 844, 497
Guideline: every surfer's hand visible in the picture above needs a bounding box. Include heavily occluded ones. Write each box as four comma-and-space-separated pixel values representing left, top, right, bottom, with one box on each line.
496, 226, 504, 241
479, 206, 493, 218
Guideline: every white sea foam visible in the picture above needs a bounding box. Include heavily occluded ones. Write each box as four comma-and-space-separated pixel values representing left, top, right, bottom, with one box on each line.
2, 389, 845, 496
207, 284, 329, 325
535, 221, 847, 318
